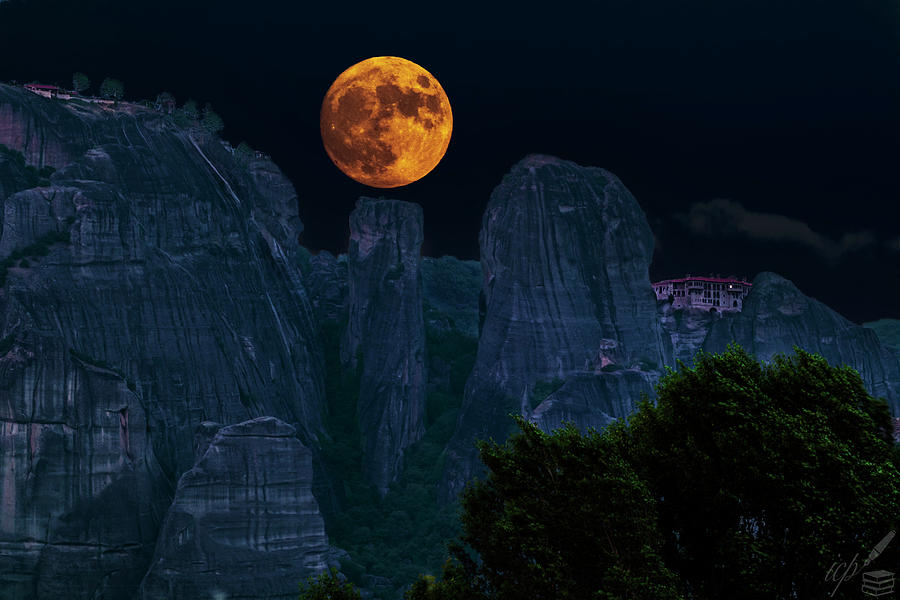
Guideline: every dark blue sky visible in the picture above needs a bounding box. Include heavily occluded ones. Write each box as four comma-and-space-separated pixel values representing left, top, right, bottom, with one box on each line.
1, 0, 899, 323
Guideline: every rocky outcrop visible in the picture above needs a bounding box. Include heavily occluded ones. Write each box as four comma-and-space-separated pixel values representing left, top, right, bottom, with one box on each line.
0, 345, 167, 599
342, 197, 426, 494
658, 300, 721, 367
0, 145, 35, 204
440, 154, 672, 502
0, 83, 327, 598
139, 418, 330, 600
304, 250, 349, 323
701, 272, 900, 412
529, 371, 660, 433
0, 86, 93, 169
421, 256, 482, 338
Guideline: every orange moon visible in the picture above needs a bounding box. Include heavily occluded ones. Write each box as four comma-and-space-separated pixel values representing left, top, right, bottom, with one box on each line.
320, 56, 452, 188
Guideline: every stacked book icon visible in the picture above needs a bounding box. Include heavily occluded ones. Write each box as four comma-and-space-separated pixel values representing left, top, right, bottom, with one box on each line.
863, 570, 895, 597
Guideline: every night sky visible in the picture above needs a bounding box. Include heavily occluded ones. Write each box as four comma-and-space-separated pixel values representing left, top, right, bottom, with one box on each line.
1, 0, 899, 324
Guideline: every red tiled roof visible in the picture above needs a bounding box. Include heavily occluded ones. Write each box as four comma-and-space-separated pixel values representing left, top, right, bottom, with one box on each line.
25, 84, 61, 90
652, 276, 752, 286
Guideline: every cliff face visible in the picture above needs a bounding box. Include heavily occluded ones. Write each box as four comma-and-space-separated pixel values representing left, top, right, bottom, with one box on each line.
701, 272, 900, 412
139, 417, 330, 600
0, 355, 166, 599
439, 155, 672, 501
304, 250, 349, 323
654, 275, 900, 413
0, 86, 95, 168
342, 197, 426, 494
0, 83, 328, 598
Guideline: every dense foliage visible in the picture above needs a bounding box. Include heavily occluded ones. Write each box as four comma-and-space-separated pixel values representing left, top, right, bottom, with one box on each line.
299, 567, 362, 600
408, 344, 900, 600
72, 72, 89, 93
99, 77, 124, 100
316, 315, 477, 598
607, 343, 900, 599
408, 417, 684, 600
201, 102, 224, 135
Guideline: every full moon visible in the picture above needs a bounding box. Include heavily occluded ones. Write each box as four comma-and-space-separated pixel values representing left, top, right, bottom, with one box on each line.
320, 56, 453, 188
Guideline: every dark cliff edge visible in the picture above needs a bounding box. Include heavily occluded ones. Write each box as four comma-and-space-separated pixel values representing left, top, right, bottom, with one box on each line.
0, 83, 334, 599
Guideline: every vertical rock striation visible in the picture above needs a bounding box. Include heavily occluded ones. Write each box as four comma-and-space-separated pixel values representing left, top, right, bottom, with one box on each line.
0, 83, 328, 598
0, 342, 167, 599
342, 197, 426, 494
304, 250, 349, 324
440, 154, 672, 502
139, 418, 330, 600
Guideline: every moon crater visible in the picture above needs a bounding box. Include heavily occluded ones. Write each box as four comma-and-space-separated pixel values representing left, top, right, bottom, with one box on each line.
321, 57, 452, 188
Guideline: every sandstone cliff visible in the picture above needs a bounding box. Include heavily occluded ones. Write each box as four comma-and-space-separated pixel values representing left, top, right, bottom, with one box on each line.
0, 83, 328, 598
341, 197, 426, 494
439, 154, 673, 501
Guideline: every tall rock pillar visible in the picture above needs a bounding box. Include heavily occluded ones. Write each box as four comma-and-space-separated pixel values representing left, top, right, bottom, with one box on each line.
440, 154, 673, 502
342, 197, 426, 494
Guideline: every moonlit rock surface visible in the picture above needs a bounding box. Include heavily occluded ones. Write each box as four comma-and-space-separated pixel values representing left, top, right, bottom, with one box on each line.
138, 418, 329, 600
0, 82, 327, 598
0, 351, 166, 599
304, 250, 349, 323
342, 197, 426, 494
439, 154, 672, 502
700, 272, 900, 411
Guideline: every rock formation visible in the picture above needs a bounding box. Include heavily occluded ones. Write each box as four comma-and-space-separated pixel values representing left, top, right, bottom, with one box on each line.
439, 154, 673, 502
304, 250, 349, 324
0, 83, 328, 598
0, 85, 94, 168
139, 418, 330, 600
341, 197, 426, 494
0, 351, 167, 599
700, 272, 900, 412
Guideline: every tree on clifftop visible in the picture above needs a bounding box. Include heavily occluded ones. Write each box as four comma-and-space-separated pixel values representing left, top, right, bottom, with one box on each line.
181, 99, 199, 119
606, 343, 900, 600
72, 72, 89, 94
99, 77, 124, 100
201, 102, 224, 135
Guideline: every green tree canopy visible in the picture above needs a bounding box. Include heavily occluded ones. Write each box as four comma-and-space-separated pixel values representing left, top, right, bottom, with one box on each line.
72, 72, 89, 94
299, 567, 362, 600
235, 141, 254, 165
606, 343, 900, 599
181, 99, 199, 120
98, 77, 124, 100
409, 416, 684, 600
201, 103, 224, 135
